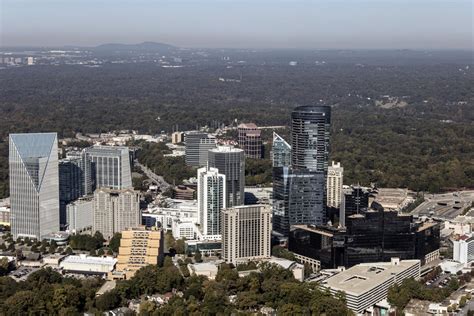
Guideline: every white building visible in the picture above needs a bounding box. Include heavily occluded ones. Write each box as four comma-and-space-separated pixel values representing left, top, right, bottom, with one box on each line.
188, 262, 219, 280
60, 254, 117, 275
93, 188, 141, 239
66, 197, 93, 233
221, 205, 272, 264
171, 219, 197, 240
198, 167, 226, 240
327, 161, 343, 208
322, 258, 421, 314
453, 233, 474, 264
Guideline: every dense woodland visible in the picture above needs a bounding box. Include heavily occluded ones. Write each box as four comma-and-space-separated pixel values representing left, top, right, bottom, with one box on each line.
0, 50, 473, 198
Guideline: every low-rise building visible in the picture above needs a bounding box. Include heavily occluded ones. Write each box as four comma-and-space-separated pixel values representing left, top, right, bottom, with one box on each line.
60, 254, 117, 275
171, 220, 197, 240
0, 198, 10, 226
321, 258, 421, 314
66, 197, 93, 233
452, 233, 474, 264
114, 227, 163, 279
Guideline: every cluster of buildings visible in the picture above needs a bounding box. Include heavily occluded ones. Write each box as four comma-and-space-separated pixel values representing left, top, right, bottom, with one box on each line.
4, 104, 473, 315
8, 133, 140, 240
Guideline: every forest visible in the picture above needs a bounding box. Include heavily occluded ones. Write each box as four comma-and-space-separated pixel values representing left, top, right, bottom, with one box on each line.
0, 53, 472, 198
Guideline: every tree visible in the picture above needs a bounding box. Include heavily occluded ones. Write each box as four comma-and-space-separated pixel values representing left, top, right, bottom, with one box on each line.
109, 233, 122, 253
0, 257, 10, 276
175, 238, 186, 254
95, 290, 121, 311
97, 248, 105, 256
65, 247, 73, 255
194, 251, 202, 263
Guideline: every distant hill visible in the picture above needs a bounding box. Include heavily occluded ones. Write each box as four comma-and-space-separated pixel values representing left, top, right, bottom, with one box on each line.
93, 41, 176, 52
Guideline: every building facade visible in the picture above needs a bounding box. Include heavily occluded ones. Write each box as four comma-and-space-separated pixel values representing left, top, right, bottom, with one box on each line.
115, 227, 163, 279
9, 133, 60, 239
238, 123, 262, 159
271, 132, 291, 168
327, 161, 343, 208
66, 197, 94, 233
93, 188, 141, 239
184, 132, 216, 167
208, 146, 245, 207
453, 234, 474, 264
197, 166, 226, 239
221, 205, 272, 264
85, 146, 132, 190
171, 132, 184, 144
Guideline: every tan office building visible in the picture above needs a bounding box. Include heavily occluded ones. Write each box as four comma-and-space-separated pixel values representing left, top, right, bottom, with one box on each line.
114, 227, 163, 279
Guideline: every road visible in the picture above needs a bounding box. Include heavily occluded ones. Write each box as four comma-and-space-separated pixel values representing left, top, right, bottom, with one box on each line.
135, 161, 171, 191
411, 190, 474, 221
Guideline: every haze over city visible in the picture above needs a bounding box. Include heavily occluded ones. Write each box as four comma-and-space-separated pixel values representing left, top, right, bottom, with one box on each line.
1, 0, 472, 49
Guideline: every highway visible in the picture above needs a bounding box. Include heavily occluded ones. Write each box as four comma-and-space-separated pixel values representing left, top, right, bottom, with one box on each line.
134, 161, 171, 191
411, 190, 474, 221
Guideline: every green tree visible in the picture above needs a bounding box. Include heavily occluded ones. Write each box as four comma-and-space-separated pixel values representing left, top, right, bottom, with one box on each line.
194, 251, 202, 263
109, 233, 122, 253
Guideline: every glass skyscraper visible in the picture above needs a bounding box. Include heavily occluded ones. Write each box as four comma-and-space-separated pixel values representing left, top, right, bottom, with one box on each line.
9, 133, 60, 239
184, 132, 217, 167
85, 146, 132, 190
271, 132, 291, 168
208, 146, 245, 207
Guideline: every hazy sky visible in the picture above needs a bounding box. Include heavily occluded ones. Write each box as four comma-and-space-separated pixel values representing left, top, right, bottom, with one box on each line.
1, 0, 472, 49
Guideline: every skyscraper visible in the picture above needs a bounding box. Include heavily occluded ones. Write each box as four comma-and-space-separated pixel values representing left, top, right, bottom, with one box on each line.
271, 132, 291, 168
208, 146, 245, 207
93, 188, 140, 239
327, 161, 343, 208
291, 105, 331, 172
221, 205, 272, 264
238, 123, 262, 159
184, 132, 217, 167
9, 133, 60, 239
66, 150, 94, 195
85, 146, 132, 190
197, 166, 226, 239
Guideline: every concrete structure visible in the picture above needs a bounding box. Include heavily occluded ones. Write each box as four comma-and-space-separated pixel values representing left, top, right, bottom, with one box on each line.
174, 185, 195, 200
42, 231, 69, 246
372, 188, 411, 211
85, 145, 132, 190
444, 216, 472, 236
439, 260, 465, 274
271, 132, 291, 168
115, 227, 163, 279
0, 199, 10, 226
322, 258, 421, 314
171, 132, 184, 144
60, 254, 117, 275
222, 205, 272, 264
208, 146, 245, 207
238, 123, 262, 159
327, 161, 343, 208
142, 199, 198, 231
185, 240, 222, 256
197, 166, 226, 239
188, 262, 219, 279
66, 197, 93, 233
93, 188, 141, 239
184, 132, 216, 167
453, 233, 474, 264
266, 257, 304, 282
171, 219, 197, 240
9, 133, 60, 239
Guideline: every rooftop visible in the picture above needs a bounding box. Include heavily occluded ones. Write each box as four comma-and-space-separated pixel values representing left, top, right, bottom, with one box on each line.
61, 254, 117, 265
209, 146, 243, 153
322, 259, 420, 296
238, 123, 258, 129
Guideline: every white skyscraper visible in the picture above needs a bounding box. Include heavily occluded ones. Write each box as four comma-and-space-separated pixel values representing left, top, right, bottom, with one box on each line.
221, 205, 272, 264
197, 166, 226, 239
327, 161, 344, 208
9, 133, 60, 239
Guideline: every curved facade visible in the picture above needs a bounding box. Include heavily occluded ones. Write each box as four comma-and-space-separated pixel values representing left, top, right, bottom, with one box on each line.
291, 105, 331, 172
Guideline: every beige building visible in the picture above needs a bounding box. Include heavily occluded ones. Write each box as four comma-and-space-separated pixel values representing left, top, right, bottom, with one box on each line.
93, 188, 141, 239
171, 132, 184, 144
327, 161, 343, 208
113, 227, 163, 279
222, 205, 271, 264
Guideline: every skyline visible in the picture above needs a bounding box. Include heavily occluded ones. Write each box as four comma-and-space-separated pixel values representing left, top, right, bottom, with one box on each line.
1, 0, 472, 50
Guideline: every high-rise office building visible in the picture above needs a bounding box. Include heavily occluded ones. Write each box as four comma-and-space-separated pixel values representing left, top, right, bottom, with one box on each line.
208, 146, 245, 207
221, 205, 272, 264
93, 188, 140, 239
114, 227, 163, 279
185, 132, 217, 167
197, 166, 226, 239
291, 105, 331, 172
9, 133, 60, 239
271, 132, 291, 168
66, 150, 94, 195
85, 146, 132, 190
238, 123, 262, 159
327, 161, 343, 208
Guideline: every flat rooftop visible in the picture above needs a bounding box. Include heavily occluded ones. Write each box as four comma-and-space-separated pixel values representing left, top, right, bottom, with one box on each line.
322, 259, 420, 296
61, 255, 117, 265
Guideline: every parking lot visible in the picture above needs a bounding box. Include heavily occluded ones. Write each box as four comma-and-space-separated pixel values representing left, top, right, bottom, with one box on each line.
9, 266, 40, 281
